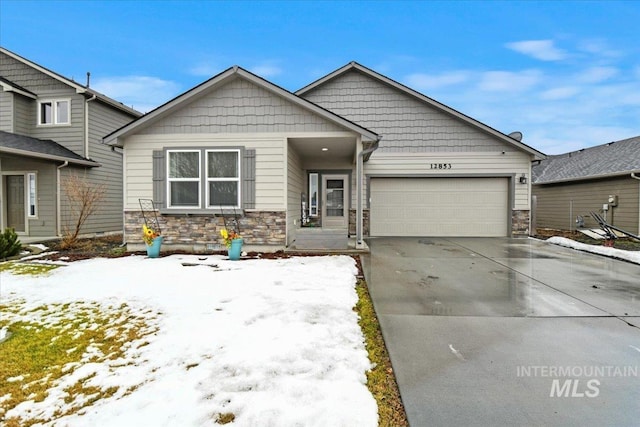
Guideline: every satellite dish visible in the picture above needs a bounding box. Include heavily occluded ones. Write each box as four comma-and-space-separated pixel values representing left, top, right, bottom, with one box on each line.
508, 131, 523, 141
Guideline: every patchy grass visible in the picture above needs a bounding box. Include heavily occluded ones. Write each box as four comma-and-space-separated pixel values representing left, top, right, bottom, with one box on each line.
0, 262, 60, 276
216, 412, 236, 424
0, 300, 159, 426
355, 279, 409, 427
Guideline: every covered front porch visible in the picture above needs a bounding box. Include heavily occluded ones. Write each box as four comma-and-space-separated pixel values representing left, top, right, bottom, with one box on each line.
286, 134, 377, 251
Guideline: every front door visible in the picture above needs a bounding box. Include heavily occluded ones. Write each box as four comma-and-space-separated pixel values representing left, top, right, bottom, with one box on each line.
322, 174, 348, 229
6, 175, 26, 233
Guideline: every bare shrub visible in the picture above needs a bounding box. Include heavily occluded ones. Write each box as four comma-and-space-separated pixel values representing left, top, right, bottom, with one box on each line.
61, 172, 106, 249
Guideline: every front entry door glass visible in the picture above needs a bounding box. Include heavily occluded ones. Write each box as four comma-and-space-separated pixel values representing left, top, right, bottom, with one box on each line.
325, 179, 344, 217
322, 174, 348, 228
6, 175, 26, 232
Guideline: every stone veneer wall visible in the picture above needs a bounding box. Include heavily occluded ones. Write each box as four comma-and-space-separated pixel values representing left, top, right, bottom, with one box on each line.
512, 210, 530, 237
348, 209, 370, 237
125, 210, 286, 249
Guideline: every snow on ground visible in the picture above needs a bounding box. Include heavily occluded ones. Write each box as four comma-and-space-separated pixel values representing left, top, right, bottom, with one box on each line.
0, 254, 377, 426
547, 236, 640, 264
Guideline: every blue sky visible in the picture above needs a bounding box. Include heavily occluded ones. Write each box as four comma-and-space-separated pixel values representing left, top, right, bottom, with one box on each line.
2, 1, 639, 154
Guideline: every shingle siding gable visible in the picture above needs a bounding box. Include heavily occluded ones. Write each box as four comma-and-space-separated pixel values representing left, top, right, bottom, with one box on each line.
140, 77, 345, 135
302, 70, 511, 153
0, 52, 70, 93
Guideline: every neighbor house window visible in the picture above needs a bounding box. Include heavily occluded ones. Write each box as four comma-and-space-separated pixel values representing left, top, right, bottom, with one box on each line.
167, 150, 201, 208
38, 99, 70, 125
207, 149, 240, 208
308, 173, 318, 217
27, 173, 37, 217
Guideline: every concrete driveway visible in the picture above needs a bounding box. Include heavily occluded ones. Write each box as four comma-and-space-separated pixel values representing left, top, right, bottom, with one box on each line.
362, 237, 640, 427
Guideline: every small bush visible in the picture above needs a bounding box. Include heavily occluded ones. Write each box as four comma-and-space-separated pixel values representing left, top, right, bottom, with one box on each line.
0, 228, 22, 259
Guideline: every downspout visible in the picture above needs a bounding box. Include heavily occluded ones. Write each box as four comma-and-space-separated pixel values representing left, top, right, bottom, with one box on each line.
56, 161, 69, 236
84, 94, 97, 158
356, 137, 381, 248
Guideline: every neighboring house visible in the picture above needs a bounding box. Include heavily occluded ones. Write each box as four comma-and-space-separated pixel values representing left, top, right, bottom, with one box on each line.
0, 47, 141, 240
104, 62, 545, 252
532, 136, 640, 234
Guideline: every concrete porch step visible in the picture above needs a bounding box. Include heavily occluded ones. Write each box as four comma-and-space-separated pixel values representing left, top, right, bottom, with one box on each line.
292, 227, 349, 250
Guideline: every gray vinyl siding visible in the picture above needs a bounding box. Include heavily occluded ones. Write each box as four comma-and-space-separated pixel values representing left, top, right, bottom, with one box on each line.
532, 177, 640, 234
13, 94, 34, 135
59, 100, 137, 235
29, 92, 86, 154
0, 155, 57, 236
140, 77, 345, 135
0, 91, 12, 132
286, 144, 304, 245
301, 69, 513, 153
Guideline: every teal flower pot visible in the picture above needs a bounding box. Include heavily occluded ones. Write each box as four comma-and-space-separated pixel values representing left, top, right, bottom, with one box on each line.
146, 236, 163, 258
228, 238, 243, 260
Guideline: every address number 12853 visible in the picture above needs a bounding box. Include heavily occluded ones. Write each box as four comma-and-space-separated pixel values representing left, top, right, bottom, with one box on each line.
430, 163, 452, 169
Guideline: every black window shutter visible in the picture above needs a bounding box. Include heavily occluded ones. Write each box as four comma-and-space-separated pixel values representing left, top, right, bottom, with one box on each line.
242, 149, 256, 209
152, 150, 165, 208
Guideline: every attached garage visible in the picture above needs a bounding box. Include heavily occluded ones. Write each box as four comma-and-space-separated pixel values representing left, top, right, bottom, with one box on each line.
370, 177, 509, 237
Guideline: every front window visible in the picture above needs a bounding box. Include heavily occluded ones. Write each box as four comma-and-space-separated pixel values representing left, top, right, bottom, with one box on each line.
167, 150, 201, 208
27, 173, 37, 217
308, 173, 318, 217
38, 99, 70, 125
207, 150, 240, 208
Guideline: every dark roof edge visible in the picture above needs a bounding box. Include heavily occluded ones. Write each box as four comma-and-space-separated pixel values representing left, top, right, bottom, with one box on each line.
104, 65, 380, 146
533, 170, 640, 185
296, 61, 546, 160
0, 46, 141, 117
0, 146, 100, 167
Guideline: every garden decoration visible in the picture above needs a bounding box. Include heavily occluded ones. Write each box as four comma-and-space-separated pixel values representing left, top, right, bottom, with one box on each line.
219, 206, 243, 260
220, 228, 243, 260
139, 199, 163, 258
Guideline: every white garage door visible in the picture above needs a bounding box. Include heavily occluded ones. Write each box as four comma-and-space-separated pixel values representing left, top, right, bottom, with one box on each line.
370, 178, 509, 237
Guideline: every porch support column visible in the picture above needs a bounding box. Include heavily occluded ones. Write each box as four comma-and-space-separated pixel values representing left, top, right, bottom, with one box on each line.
356, 136, 380, 249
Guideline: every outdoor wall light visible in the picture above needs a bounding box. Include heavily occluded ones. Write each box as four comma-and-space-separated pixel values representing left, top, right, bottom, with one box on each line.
519, 174, 527, 184
322, 147, 329, 152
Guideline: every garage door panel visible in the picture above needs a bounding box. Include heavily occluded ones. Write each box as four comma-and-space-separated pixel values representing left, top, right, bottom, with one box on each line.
370, 178, 508, 237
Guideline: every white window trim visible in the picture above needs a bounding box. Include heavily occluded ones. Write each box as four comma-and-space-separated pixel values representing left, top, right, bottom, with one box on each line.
37, 99, 71, 126
166, 150, 201, 209
206, 149, 241, 209
27, 172, 37, 218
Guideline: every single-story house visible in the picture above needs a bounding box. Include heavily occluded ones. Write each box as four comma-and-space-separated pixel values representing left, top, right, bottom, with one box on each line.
104, 62, 545, 252
0, 47, 141, 241
532, 136, 640, 234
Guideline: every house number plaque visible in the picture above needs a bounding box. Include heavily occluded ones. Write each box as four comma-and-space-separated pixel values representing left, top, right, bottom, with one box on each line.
430, 163, 452, 170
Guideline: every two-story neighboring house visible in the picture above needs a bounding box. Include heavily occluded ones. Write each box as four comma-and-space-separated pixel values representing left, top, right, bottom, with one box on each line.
0, 47, 141, 241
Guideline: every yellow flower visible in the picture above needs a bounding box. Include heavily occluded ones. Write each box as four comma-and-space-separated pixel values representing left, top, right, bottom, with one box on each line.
220, 229, 228, 239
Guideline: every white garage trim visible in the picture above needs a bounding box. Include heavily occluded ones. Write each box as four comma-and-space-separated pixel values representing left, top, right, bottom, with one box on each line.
369, 176, 512, 237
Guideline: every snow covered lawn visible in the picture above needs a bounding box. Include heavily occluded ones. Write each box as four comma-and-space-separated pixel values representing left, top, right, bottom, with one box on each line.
0, 254, 377, 426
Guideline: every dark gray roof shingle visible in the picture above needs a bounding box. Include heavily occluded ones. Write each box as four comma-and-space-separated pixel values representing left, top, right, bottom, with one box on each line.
532, 136, 640, 184
0, 131, 99, 166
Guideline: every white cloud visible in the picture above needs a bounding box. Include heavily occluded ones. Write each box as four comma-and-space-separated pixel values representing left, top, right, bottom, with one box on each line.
505, 40, 567, 61
478, 70, 542, 92
189, 63, 224, 77
92, 76, 181, 113
540, 86, 580, 100
577, 39, 621, 58
404, 71, 470, 91
575, 66, 618, 84
250, 64, 282, 77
